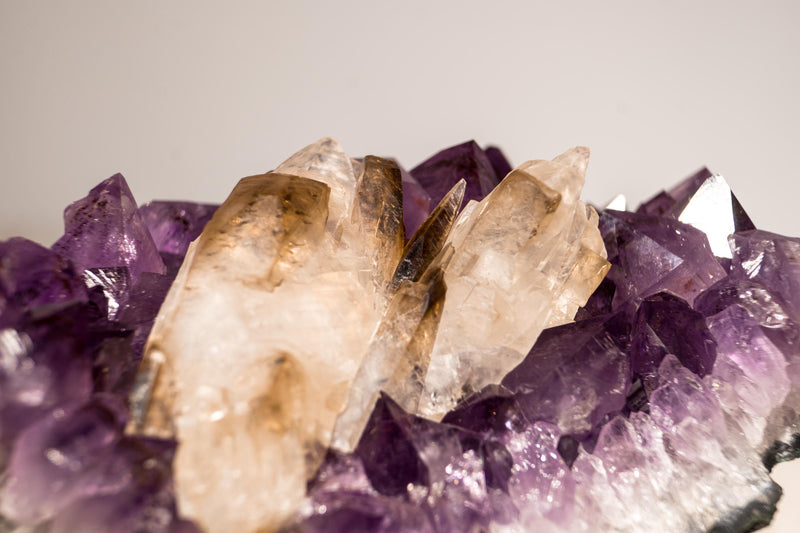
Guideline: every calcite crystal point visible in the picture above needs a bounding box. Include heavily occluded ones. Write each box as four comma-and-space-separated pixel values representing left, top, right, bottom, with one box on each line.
418, 147, 610, 418
131, 141, 410, 532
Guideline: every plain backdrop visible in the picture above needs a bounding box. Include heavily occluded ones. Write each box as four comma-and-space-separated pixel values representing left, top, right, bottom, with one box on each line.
1, 1, 799, 531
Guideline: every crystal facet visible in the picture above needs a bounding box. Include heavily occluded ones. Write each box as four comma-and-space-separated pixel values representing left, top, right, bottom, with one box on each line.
52, 174, 166, 282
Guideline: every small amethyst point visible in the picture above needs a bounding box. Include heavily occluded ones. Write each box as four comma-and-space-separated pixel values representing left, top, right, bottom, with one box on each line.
411, 140, 500, 209
52, 174, 166, 281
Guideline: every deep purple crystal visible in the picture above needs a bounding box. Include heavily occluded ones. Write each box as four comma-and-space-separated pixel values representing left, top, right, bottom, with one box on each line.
484, 146, 512, 181
630, 292, 717, 391
501, 312, 632, 439
637, 167, 712, 216
411, 140, 500, 209
52, 174, 166, 282
398, 165, 432, 238
0, 177, 202, 529
0, 238, 87, 319
600, 209, 727, 306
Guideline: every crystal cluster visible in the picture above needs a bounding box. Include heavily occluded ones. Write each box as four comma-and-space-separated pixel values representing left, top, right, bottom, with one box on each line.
0, 175, 214, 532
0, 139, 798, 533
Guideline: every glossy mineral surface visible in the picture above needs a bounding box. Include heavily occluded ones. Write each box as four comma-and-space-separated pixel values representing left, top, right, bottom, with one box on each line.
0, 140, 797, 533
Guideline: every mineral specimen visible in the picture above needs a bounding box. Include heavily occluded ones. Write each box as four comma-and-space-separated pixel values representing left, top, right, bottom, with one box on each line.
1, 139, 799, 533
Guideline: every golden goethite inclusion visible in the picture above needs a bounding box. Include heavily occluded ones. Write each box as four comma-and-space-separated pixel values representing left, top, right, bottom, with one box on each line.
129, 139, 608, 532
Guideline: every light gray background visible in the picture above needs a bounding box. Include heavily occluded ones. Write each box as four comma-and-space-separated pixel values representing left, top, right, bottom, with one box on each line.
1, 1, 799, 530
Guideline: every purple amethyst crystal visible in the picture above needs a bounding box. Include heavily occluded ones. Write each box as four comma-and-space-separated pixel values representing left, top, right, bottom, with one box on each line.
600, 209, 727, 306
52, 174, 166, 282
398, 165, 432, 238
297, 161, 799, 532
296, 393, 515, 533
0, 176, 218, 531
138, 201, 218, 257
138, 201, 218, 273
638, 167, 713, 216
484, 146, 512, 181
630, 292, 717, 391
411, 141, 501, 209
501, 312, 631, 439
0, 238, 87, 316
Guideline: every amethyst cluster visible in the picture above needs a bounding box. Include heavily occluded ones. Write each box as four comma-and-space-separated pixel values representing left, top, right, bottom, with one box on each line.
0, 175, 215, 532
0, 141, 798, 533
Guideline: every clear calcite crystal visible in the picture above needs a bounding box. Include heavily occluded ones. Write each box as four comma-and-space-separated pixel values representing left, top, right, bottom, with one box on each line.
418, 147, 610, 418
131, 141, 408, 532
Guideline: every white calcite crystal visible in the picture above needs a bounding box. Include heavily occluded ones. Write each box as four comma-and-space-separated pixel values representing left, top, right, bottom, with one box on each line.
129, 140, 607, 532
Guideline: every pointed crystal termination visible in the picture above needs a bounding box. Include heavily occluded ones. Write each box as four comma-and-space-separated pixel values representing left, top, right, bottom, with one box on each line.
417, 147, 610, 418
391, 180, 466, 289
52, 174, 166, 281
350, 156, 405, 290
599, 209, 727, 307
274, 137, 357, 233
668, 174, 755, 259
130, 140, 408, 533
411, 140, 500, 209
484, 145, 513, 181
329, 181, 466, 452
398, 163, 432, 238
637, 167, 712, 216
138, 201, 219, 257
636, 168, 755, 261
131, 173, 332, 532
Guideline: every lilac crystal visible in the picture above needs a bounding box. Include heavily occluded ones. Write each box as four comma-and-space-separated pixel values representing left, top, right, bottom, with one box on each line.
2, 145, 800, 532
138, 201, 218, 274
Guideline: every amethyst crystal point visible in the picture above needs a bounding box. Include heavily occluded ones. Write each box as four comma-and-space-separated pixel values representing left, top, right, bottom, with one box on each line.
637, 166, 712, 216
397, 164, 432, 238
354, 393, 429, 496
0, 238, 87, 317
600, 209, 726, 305
138, 201, 218, 256
637, 168, 755, 261
52, 174, 166, 281
501, 312, 631, 439
306, 393, 513, 532
631, 292, 717, 392
410, 140, 500, 208
484, 146, 513, 181
729, 230, 800, 315
667, 174, 755, 259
